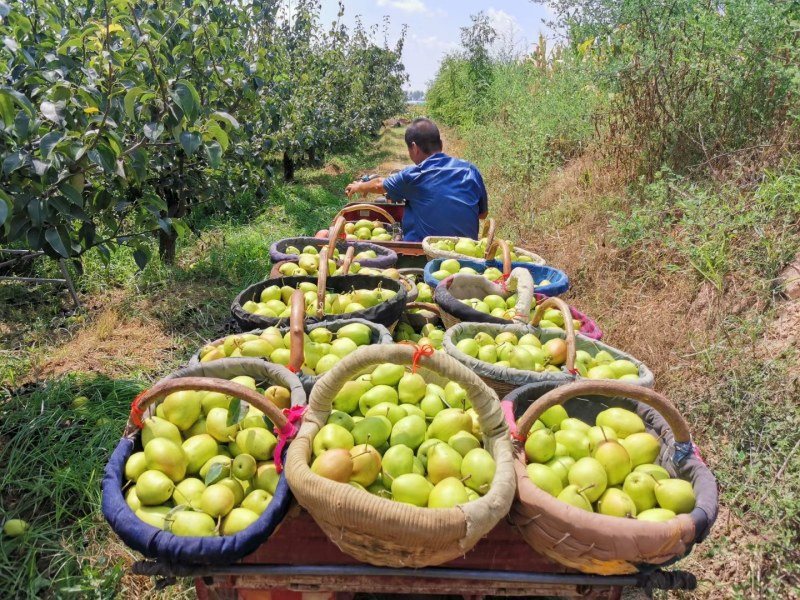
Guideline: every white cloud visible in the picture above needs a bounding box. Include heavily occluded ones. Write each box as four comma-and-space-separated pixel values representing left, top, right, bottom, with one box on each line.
410, 33, 459, 53
487, 7, 528, 59
376, 0, 445, 16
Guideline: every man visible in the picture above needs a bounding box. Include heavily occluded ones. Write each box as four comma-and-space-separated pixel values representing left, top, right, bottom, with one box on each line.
344, 118, 488, 242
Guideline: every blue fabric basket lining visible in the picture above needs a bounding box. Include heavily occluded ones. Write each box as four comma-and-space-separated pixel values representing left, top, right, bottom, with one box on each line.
424, 258, 569, 297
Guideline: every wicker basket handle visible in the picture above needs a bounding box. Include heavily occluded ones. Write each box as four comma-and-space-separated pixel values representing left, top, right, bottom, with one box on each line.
316, 246, 329, 317
406, 302, 440, 315
481, 218, 497, 248
288, 289, 306, 373
485, 238, 512, 277
530, 297, 576, 372
339, 246, 355, 274
516, 380, 692, 445
326, 216, 347, 257
129, 377, 288, 434
335, 203, 396, 225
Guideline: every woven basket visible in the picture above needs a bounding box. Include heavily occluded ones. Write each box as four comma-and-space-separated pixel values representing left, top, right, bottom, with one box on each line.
508, 379, 718, 575
334, 203, 403, 241
270, 216, 397, 269
398, 301, 442, 333
442, 298, 654, 397
424, 258, 569, 298
422, 219, 546, 265
284, 344, 516, 568
232, 248, 407, 332
192, 292, 393, 393
102, 360, 305, 564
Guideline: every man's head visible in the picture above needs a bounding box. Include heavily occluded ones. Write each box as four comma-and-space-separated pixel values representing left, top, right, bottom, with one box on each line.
405, 118, 443, 164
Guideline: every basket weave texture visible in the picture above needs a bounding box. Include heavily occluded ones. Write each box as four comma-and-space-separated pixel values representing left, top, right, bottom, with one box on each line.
443, 322, 654, 397
505, 380, 718, 575
101, 359, 305, 564
284, 345, 516, 568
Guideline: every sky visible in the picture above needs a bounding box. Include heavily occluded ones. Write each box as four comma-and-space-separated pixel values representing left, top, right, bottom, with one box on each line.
318, 1, 556, 91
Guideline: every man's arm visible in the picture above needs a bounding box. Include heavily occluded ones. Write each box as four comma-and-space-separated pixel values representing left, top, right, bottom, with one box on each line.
345, 177, 386, 198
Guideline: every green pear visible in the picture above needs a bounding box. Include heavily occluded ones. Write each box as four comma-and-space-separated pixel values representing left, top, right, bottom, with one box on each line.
456, 338, 480, 358
596, 407, 645, 438
559, 418, 591, 433
539, 405, 568, 430
202, 391, 231, 414
221, 508, 260, 535
416, 438, 443, 470
241, 406, 269, 430
477, 344, 498, 363
428, 477, 469, 508
332, 380, 372, 414
253, 462, 280, 494
144, 438, 188, 482
556, 485, 593, 512
587, 426, 618, 450
587, 365, 616, 380
620, 432, 661, 467
593, 439, 632, 485
311, 448, 354, 482
327, 410, 355, 431
634, 463, 670, 481
427, 408, 473, 442
350, 444, 382, 486
170, 510, 217, 537
427, 443, 463, 484
141, 416, 182, 447
398, 373, 427, 404
391, 473, 433, 507
206, 407, 240, 443
172, 478, 206, 506
182, 434, 219, 475
623, 472, 658, 513
232, 453, 257, 480
358, 385, 399, 415
329, 337, 359, 359
135, 470, 175, 506
637, 508, 677, 522
370, 363, 405, 387
525, 428, 556, 463
444, 381, 469, 409
554, 429, 591, 460
309, 327, 333, 343
526, 463, 563, 497
242, 489, 273, 515
315, 354, 340, 374
608, 359, 639, 378
567, 457, 607, 502
461, 448, 495, 494
381, 445, 415, 485
597, 488, 637, 518
161, 390, 202, 431
264, 386, 291, 410
420, 393, 446, 419
217, 477, 245, 506
125, 451, 148, 482
390, 415, 427, 450
546, 456, 575, 486
135, 505, 172, 529
198, 483, 236, 517
236, 428, 278, 461
400, 403, 427, 420
199, 455, 232, 479
351, 416, 392, 447
125, 487, 141, 512
365, 402, 406, 424
448, 431, 481, 457
654, 479, 696, 514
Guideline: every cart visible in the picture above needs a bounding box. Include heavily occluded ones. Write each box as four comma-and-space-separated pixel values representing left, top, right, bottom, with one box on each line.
132, 508, 698, 599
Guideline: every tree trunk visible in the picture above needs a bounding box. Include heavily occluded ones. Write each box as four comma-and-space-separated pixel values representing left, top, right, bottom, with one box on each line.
306, 147, 316, 166
283, 152, 295, 182
158, 187, 185, 265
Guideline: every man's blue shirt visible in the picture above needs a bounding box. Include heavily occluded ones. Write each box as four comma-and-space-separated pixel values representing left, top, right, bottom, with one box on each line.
383, 153, 488, 242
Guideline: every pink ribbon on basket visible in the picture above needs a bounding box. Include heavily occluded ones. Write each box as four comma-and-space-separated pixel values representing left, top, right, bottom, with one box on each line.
273, 405, 307, 473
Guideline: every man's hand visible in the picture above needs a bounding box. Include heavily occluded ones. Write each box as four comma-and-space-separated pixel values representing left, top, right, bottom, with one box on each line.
345, 180, 363, 199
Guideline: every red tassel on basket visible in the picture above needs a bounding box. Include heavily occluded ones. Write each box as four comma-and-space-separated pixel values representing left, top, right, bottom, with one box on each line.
274, 405, 306, 473
399, 341, 434, 373
129, 390, 148, 429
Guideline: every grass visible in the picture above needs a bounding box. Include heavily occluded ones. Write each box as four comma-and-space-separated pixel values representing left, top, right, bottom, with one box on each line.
0, 131, 399, 597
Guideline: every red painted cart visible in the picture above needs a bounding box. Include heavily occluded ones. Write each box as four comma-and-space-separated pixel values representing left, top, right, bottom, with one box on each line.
132, 508, 698, 599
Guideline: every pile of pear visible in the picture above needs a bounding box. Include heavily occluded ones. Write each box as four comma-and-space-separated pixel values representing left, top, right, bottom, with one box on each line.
394, 321, 445, 350
456, 294, 581, 331
198, 323, 374, 376
123, 376, 290, 537
344, 219, 394, 242
428, 238, 536, 262
454, 330, 640, 380
415, 281, 433, 303
241, 282, 396, 319
524, 405, 696, 520
430, 258, 549, 288
278, 244, 382, 277
310, 363, 497, 509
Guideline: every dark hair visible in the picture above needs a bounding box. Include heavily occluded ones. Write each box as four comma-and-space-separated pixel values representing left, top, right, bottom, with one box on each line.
404, 118, 443, 154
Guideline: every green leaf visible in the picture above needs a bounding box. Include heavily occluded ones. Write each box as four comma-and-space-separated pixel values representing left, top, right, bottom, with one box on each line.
205, 140, 222, 167
45, 227, 70, 257
173, 80, 200, 122
179, 131, 202, 156
3, 151, 23, 175
124, 86, 145, 121
88, 144, 116, 173
60, 182, 83, 205
205, 122, 229, 151
0, 88, 34, 117
211, 111, 240, 129
40, 131, 65, 159
157, 217, 172, 234
0, 195, 8, 226
227, 398, 243, 427
204, 461, 230, 486
143, 122, 164, 141
133, 248, 150, 270
40, 100, 65, 126
27, 198, 42, 225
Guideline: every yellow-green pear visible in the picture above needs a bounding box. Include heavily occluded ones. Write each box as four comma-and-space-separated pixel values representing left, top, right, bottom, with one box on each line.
556, 485, 593, 512
428, 477, 469, 508
253, 462, 280, 495
461, 448, 495, 494
170, 510, 217, 537
526, 463, 563, 497
427, 443, 463, 484
125, 451, 148, 482
206, 407, 240, 443
370, 363, 405, 387
597, 488, 637, 518
596, 407, 645, 438
398, 372, 427, 404
448, 431, 481, 457
141, 416, 182, 447
236, 428, 278, 461
125, 487, 141, 512
634, 463, 670, 481
144, 438, 188, 482
391, 473, 433, 507
135, 505, 172, 529
135, 470, 175, 505
242, 489, 273, 515
172, 478, 206, 506
162, 390, 202, 431
332, 380, 373, 414
539, 405, 568, 430
426, 408, 473, 442
182, 434, 219, 475
222, 508, 260, 535
620, 432, 661, 467
567, 457, 607, 502
637, 508, 676, 522
198, 483, 236, 518
654, 479, 696, 514
525, 428, 556, 463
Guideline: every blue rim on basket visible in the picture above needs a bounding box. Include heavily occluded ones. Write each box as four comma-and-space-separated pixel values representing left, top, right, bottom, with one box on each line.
423, 257, 569, 297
